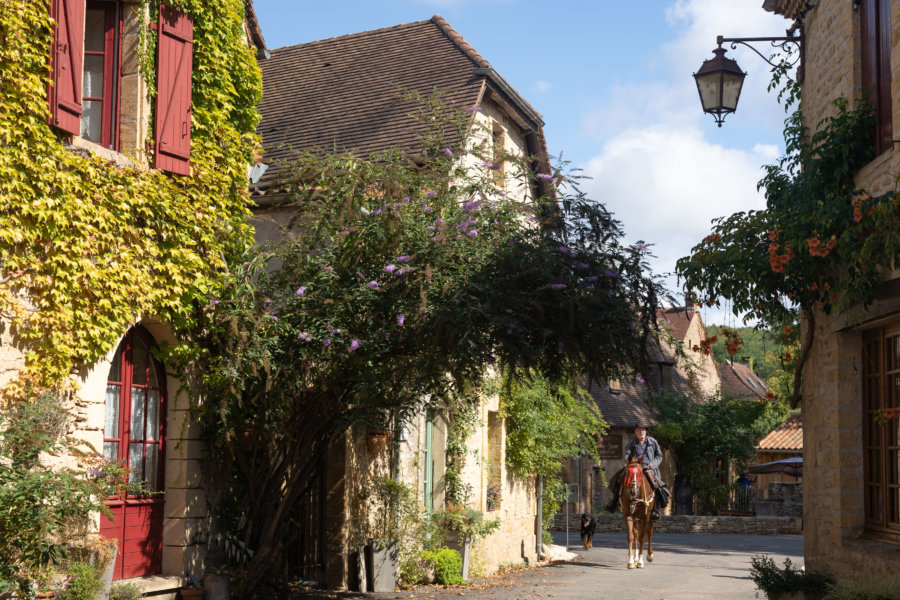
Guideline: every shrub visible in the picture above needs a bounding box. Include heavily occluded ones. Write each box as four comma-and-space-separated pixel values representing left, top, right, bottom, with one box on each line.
750, 555, 831, 598
422, 548, 464, 586
58, 562, 103, 600
109, 582, 143, 600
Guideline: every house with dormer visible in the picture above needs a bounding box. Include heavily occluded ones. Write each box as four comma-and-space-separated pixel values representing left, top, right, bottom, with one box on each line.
250, 15, 553, 589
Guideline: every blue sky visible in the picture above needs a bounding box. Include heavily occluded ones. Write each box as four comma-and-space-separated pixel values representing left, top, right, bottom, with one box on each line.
254, 0, 796, 326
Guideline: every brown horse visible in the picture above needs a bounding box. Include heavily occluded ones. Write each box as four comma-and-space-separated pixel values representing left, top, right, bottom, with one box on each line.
618, 457, 655, 568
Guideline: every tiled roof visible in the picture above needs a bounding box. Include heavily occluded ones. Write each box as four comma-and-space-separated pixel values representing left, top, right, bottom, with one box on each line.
255, 15, 543, 188
720, 361, 770, 401
244, 0, 267, 54
583, 377, 658, 429
763, 0, 804, 20
757, 412, 802, 452
657, 307, 696, 343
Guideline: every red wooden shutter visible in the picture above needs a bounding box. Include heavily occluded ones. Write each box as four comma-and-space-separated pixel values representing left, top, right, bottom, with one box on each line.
48, 0, 85, 135
154, 5, 193, 176
860, 0, 893, 155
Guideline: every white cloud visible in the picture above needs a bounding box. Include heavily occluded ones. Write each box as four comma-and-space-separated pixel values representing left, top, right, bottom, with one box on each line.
575, 0, 792, 311
534, 80, 552, 93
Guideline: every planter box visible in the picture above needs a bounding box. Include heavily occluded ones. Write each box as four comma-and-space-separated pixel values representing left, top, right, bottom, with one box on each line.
203, 573, 229, 600
179, 588, 205, 600
444, 532, 472, 581
365, 542, 398, 592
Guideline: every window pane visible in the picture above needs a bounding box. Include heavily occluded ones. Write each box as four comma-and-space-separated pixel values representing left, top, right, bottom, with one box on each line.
146, 390, 159, 441
84, 9, 106, 52
891, 487, 899, 524
83, 55, 104, 98
108, 345, 123, 383
890, 451, 898, 486
130, 388, 146, 441
128, 443, 143, 484
132, 340, 148, 386
144, 445, 158, 492
103, 441, 118, 462
104, 384, 120, 438
149, 357, 158, 389
81, 100, 102, 143
893, 336, 900, 371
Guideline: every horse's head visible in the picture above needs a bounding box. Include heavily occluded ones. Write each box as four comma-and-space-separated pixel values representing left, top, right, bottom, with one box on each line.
624, 463, 644, 497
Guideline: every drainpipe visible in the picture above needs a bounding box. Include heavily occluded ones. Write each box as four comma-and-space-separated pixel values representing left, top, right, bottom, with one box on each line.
536, 474, 544, 560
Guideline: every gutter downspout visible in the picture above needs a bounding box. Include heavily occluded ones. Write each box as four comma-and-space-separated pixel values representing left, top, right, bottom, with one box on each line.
536, 474, 544, 560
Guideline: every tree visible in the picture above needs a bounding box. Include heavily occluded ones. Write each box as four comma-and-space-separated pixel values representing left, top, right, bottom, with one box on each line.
173, 95, 664, 590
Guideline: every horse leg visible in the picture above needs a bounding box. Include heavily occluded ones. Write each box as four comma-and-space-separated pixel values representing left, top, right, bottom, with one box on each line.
646, 514, 654, 563
636, 517, 645, 568
626, 515, 635, 569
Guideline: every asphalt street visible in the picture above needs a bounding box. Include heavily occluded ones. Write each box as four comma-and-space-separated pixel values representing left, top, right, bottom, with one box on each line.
337, 531, 804, 600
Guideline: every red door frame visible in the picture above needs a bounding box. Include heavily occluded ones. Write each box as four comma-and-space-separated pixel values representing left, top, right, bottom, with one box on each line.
100, 326, 167, 580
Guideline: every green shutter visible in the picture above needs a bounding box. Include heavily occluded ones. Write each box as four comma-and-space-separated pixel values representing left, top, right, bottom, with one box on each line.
424, 416, 434, 512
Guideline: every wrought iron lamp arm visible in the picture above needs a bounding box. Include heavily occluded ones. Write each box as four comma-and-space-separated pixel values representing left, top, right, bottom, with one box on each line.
717, 35, 802, 70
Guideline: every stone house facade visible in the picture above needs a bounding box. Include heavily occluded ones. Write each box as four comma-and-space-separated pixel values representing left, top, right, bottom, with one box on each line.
1, 1, 266, 595
251, 15, 552, 589
764, 0, 900, 580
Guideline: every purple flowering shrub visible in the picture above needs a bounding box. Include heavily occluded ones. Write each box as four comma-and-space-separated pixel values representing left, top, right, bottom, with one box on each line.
174, 91, 663, 589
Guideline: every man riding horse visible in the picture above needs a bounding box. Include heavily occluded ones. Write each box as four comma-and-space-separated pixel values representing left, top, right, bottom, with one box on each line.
605, 423, 667, 520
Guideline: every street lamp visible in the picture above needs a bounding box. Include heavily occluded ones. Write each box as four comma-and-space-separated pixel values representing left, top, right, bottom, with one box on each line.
694, 33, 802, 127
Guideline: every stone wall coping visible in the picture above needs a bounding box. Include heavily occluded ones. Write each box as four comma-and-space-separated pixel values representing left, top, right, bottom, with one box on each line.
552, 513, 802, 535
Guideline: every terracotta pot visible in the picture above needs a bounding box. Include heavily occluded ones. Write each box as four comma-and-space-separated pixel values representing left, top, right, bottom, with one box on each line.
180, 588, 206, 599
367, 431, 388, 455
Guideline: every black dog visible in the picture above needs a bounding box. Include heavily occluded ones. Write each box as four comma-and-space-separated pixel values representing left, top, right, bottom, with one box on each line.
580, 513, 597, 549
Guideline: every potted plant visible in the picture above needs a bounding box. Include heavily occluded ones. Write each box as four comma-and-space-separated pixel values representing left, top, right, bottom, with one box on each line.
202, 564, 229, 600
432, 504, 500, 581
749, 555, 831, 600
360, 477, 417, 592
366, 429, 389, 455
179, 586, 205, 599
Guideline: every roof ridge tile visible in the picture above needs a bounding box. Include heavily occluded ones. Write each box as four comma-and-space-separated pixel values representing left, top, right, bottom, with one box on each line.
430, 14, 491, 69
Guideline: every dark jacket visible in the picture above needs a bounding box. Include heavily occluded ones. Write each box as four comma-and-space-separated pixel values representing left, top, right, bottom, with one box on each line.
624, 435, 663, 482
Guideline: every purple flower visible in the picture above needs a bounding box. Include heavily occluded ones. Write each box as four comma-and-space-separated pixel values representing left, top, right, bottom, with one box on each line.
508, 237, 517, 245
604, 269, 621, 279
465, 106, 482, 112
296, 286, 307, 296
231, 369, 238, 376
584, 275, 599, 283
372, 208, 383, 215
89, 469, 101, 477
383, 264, 398, 273
425, 190, 437, 197
298, 332, 312, 341
467, 229, 478, 237
327, 326, 342, 334
506, 322, 518, 333
367, 281, 379, 289
435, 218, 445, 226
323, 339, 332, 347
338, 229, 350, 237
402, 196, 410, 203
396, 255, 411, 263
397, 314, 405, 326
443, 147, 453, 156
632, 243, 648, 252
551, 283, 567, 290
574, 262, 589, 269
558, 341, 564, 355
426, 226, 436, 231
349, 339, 361, 351
423, 205, 434, 213
321, 264, 333, 272
537, 173, 554, 181
505, 308, 513, 314
559, 245, 573, 256
498, 191, 507, 196
636, 373, 645, 384
212, 300, 219, 305
397, 268, 410, 275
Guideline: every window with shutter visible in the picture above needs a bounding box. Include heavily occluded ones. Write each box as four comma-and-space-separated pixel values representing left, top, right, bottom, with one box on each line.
81, 1, 121, 149
860, 0, 892, 155
154, 5, 193, 176
48, 0, 85, 135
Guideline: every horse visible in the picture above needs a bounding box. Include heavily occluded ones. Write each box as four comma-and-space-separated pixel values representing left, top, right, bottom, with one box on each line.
618, 456, 655, 569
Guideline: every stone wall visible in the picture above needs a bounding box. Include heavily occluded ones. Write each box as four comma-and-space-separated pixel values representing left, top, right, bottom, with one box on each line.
755, 482, 802, 519
551, 513, 801, 536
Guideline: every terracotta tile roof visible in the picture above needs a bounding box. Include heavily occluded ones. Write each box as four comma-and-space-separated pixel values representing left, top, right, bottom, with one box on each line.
254, 15, 544, 189
582, 377, 658, 429
720, 361, 770, 401
757, 412, 802, 452
657, 307, 696, 343
244, 0, 267, 54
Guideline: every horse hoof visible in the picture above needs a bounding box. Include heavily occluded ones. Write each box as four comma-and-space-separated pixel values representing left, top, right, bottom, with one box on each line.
637, 561, 644, 568
627, 563, 635, 569
647, 553, 654, 562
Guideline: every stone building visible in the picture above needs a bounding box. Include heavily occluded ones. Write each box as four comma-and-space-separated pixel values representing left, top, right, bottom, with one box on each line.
0, 0, 266, 595
558, 305, 719, 517
763, 0, 900, 580
251, 15, 552, 588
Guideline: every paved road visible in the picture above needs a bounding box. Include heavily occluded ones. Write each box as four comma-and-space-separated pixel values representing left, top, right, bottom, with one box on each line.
336, 531, 803, 600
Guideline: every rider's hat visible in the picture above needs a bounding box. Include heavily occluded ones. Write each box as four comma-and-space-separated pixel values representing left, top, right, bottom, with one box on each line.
633, 423, 650, 430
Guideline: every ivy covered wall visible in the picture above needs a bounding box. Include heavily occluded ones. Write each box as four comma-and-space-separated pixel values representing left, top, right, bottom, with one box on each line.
0, 0, 262, 400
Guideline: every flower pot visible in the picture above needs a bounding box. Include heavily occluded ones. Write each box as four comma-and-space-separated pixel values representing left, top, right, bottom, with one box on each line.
444, 531, 472, 581
367, 431, 389, 455
179, 588, 205, 600
202, 573, 229, 600
351, 546, 368, 593
99, 545, 118, 600
365, 541, 398, 592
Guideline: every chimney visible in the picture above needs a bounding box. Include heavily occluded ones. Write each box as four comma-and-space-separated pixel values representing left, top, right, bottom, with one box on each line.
685, 290, 698, 313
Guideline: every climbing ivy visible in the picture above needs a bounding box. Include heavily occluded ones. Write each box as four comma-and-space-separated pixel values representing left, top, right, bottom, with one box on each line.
0, 0, 261, 400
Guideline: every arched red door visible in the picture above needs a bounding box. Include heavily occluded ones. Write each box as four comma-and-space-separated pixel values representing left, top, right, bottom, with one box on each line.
99, 327, 167, 579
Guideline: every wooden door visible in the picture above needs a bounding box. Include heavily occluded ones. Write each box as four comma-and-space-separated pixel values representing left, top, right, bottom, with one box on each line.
99, 327, 167, 579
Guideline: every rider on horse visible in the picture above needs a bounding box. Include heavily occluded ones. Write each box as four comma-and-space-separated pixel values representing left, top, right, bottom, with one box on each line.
605, 423, 666, 520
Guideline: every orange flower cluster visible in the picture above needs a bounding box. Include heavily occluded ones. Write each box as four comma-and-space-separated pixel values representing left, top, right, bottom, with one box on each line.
852, 194, 870, 223
768, 242, 795, 274
807, 236, 836, 257
720, 327, 743, 356
703, 233, 722, 246
692, 335, 718, 356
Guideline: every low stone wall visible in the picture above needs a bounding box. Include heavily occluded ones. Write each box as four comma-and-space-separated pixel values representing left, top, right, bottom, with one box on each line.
551, 513, 801, 535
755, 482, 802, 518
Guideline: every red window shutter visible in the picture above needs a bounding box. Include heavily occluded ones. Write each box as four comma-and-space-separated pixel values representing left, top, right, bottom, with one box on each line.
860, 0, 893, 155
48, 0, 85, 135
155, 5, 193, 176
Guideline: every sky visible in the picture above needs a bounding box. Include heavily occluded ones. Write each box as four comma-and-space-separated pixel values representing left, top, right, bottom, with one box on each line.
253, 0, 796, 326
